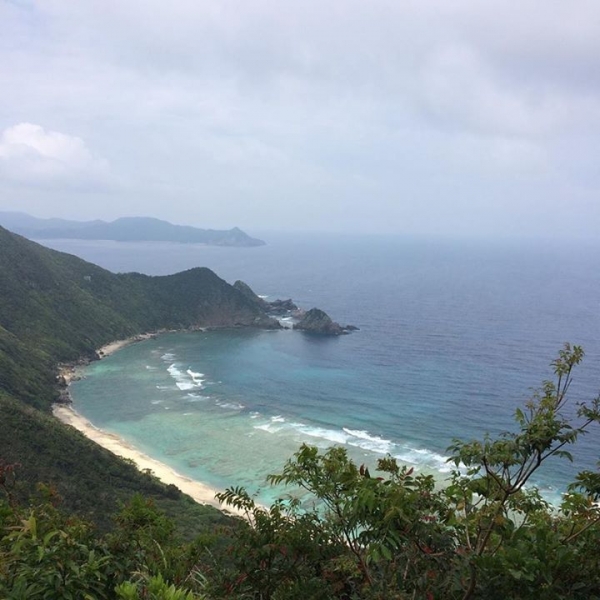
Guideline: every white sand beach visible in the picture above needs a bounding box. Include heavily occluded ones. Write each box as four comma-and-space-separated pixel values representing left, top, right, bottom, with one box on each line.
52, 403, 246, 516
98, 333, 157, 358
53, 338, 246, 517
57, 334, 157, 386
58, 333, 150, 386
52, 404, 239, 512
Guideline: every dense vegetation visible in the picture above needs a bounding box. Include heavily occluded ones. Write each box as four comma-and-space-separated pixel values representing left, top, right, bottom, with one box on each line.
0, 225, 276, 408
1, 224, 599, 598
0, 225, 274, 526
1, 345, 599, 598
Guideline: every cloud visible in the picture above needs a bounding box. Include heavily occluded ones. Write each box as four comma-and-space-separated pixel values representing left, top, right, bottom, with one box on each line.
0, 123, 110, 189
0, 1, 599, 236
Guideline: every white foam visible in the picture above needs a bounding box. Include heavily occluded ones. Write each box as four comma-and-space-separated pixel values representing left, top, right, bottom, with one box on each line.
186, 369, 205, 385
167, 363, 204, 391
176, 381, 196, 391
343, 428, 394, 454
253, 415, 289, 433
248, 414, 452, 476
186, 393, 208, 402
254, 423, 274, 432
253, 420, 391, 451
394, 446, 449, 472
216, 400, 244, 411
167, 364, 182, 377
161, 352, 176, 361
294, 424, 349, 445
343, 428, 377, 440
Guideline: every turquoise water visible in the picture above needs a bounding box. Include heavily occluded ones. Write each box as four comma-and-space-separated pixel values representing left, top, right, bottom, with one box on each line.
62, 235, 600, 505
71, 329, 456, 505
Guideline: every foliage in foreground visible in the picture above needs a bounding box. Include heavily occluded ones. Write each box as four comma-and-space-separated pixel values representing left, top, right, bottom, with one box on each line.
1, 345, 600, 599
216, 344, 600, 599
0, 487, 213, 600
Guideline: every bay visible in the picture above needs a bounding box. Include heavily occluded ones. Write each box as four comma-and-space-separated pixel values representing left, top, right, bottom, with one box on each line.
53, 233, 600, 504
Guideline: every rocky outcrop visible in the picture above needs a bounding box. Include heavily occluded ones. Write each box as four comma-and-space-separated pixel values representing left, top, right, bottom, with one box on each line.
293, 308, 357, 335
233, 280, 269, 310
232, 282, 355, 334
233, 281, 298, 317
266, 298, 299, 315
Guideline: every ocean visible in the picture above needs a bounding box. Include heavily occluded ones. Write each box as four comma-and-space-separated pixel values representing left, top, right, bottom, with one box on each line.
47, 233, 600, 505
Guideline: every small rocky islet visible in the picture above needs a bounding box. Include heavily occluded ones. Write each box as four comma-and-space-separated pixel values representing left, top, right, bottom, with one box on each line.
233, 280, 357, 335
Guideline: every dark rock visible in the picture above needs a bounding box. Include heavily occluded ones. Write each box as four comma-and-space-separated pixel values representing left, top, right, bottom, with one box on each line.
293, 308, 356, 335
230, 280, 354, 333
56, 389, 72, 405
267, 298, 298, 315
233, 280, 298, 317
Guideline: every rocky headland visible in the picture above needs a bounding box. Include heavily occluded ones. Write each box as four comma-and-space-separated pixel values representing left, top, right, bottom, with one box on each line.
293, 307, 358, 335
233, 280, 356, 334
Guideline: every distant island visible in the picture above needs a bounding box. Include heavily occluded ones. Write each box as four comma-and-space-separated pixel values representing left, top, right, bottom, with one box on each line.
0, 211, 265, 247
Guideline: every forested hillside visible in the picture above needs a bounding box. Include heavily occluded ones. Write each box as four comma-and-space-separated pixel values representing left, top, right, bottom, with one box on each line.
0, 225, 275, 525
1, 225, 600, 598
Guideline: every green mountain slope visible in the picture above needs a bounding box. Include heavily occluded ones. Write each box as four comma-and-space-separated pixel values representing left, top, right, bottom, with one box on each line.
0, 225, 276, 527
0, 226, 277, 407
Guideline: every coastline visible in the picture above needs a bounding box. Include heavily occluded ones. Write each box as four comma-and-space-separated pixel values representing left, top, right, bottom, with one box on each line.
57, 333, 159, 386
53, 332, 244, 517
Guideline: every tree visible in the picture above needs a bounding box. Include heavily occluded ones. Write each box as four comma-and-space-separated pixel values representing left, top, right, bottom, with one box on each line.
218, 344, 600, 599
1, 345, 598, 599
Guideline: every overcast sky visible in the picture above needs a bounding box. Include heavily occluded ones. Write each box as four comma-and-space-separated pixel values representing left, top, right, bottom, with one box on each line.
0, 1, 599, 238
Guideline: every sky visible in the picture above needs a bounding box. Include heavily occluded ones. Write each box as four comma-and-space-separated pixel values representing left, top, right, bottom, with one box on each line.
0, 0, 599, 238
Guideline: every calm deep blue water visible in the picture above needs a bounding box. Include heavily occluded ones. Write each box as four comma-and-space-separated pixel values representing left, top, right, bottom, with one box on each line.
50, 234, 600, 504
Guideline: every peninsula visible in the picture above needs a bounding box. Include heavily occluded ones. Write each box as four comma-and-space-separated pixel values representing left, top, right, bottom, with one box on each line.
0, 211, 265, 247
0, 224, 348, 529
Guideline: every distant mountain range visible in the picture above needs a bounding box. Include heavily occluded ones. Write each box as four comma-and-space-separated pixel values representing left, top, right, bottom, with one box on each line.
0, 212, 265, 247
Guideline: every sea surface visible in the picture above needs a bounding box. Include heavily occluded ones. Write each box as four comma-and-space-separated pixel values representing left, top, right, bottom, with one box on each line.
48, 233, 600, 505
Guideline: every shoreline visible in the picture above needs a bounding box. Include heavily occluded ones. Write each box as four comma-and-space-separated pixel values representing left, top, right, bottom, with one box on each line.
57, 333, 160, 387
52, 404, 241, 515
53, 332, 245, 517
